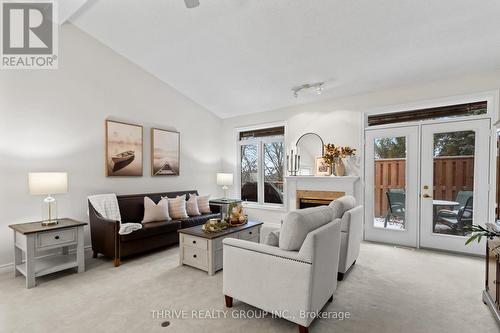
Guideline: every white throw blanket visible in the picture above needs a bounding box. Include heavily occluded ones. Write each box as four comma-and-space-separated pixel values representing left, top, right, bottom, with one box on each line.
88, 193, 142, 235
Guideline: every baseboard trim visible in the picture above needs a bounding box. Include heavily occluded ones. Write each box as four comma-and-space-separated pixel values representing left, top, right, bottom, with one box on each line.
0, 262, 13, 274
0, 245, 93, 274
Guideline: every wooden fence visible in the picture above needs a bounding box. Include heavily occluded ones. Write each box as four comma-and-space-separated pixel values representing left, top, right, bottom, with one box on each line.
374, 156, 474, 217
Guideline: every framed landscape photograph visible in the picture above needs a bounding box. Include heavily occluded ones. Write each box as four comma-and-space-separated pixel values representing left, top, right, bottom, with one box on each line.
151, 128, 180, 176
315, 157, 331, 176
105, 120, 143, 177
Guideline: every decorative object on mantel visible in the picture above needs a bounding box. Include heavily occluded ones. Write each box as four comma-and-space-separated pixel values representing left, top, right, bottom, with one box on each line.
315, 157, 331, 176
28, 172, 68, 226
323, 144, 357, 176
295, 133, 325, 176
343, 155, 361, 176
202, 218, 228, 233
286, 148, 300, 176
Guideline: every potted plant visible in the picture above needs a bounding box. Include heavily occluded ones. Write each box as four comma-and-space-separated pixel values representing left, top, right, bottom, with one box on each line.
465, 225, 500, 245
323, 144, 356, 176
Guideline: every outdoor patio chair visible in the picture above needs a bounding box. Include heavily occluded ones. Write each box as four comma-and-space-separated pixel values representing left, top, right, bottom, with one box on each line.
384, 189, 405, 227
438, 196, 473, 235
436, 190, 473, 219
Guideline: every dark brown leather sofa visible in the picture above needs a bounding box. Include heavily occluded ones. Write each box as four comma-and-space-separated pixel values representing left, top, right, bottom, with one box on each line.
88, 191, 221, 266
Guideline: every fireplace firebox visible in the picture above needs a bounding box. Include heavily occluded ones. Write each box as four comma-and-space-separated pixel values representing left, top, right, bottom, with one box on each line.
296, 190, 345, 209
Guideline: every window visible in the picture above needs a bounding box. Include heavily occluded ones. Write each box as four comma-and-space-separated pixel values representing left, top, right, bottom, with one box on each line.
239, 126, 285, 206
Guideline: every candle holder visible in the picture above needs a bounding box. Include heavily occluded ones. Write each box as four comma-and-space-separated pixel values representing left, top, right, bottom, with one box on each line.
286, 149, 300, 176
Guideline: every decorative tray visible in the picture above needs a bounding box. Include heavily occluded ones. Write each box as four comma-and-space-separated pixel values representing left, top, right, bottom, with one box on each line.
228, 220, 248, 227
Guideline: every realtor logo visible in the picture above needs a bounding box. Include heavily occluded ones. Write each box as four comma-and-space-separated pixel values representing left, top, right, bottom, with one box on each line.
1, 0, 58, 69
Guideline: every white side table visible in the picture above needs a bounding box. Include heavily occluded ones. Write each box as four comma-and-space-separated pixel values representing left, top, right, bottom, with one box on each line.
9, 218, 86, 288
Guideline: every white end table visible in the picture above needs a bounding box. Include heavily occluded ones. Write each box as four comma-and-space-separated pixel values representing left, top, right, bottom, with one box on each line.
9, 218, 86, 288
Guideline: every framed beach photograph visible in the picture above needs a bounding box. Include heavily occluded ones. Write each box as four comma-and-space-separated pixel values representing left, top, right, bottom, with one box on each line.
151, 128, 180, 176
315, 157, 331, 176
105, 120, 143, 177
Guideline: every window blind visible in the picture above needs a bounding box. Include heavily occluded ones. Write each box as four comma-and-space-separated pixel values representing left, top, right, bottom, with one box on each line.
239, 126, 285, 140
367, 101, 487, 127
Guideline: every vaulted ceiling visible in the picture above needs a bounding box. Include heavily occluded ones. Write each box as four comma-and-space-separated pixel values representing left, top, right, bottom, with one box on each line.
70, 0, 500, 118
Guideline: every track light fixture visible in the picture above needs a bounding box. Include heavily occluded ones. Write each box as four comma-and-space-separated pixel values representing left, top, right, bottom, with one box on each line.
292, 82, 325, 98
185, 0, 200, 9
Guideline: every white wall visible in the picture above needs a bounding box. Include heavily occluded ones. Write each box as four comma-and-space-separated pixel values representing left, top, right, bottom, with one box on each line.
222, 106, 363, 226
0, 24, 223, 267
3, 22, 500, 268
221, 70, 500, 225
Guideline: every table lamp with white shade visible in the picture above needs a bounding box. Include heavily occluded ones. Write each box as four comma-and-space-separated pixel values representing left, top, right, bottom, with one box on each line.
217, 173, 233, 200
29, 172, 68, 226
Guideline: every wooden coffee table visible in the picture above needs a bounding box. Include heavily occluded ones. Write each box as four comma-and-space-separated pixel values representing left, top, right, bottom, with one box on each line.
178, 220, 263, 275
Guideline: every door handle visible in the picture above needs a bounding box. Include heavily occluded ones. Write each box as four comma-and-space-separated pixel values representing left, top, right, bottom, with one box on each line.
422, 194, 432, 198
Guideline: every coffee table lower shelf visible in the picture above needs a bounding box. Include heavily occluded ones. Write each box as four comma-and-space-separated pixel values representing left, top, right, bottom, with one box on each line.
178, 221, 262, 275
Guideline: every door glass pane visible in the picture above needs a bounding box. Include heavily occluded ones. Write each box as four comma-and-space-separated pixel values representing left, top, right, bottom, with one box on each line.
432, 131, 474, 236
241, 144, 258, 202
264, 142, 284, 204
374, 137, 406, 230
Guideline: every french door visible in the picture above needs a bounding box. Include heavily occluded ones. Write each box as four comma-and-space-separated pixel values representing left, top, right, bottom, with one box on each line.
365, 119, 491, 254
420, 119, 490, 254
365, 126, 419, 247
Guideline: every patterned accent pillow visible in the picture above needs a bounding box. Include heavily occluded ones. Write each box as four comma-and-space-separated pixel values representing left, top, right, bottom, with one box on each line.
167, 195, 189, 220
142, 197, 170, 223
195, 194, 211, 214
186, 194, 201, 216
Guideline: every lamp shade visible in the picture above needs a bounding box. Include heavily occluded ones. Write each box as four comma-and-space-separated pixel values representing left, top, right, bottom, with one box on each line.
29, 172, 68, 195
216, 173, 233, 186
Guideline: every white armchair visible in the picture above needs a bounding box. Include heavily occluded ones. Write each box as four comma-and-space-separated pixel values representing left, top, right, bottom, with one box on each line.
260, 195, 363, 280
329, 196, 363, 280
223, 206, 342, 333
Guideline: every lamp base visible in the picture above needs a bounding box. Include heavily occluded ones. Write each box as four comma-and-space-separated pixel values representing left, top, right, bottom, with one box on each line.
41, 220, 59, 226
221, 186, 230, 200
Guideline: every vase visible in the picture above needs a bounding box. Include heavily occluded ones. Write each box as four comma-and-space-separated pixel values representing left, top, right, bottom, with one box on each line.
333, 158, 346, 176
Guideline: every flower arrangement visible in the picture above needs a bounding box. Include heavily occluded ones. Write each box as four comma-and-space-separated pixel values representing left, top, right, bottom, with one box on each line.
323, 144, 357, 176
323, 144, 357, 164
202, 218, 228, 233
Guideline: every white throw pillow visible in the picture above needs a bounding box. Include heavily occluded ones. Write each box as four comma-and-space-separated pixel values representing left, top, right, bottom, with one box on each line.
168, 195, 189, 220
142, 197, 170, 223
186, 194, 201, 216
264, 230, 280, 247
195, 194, 211, 214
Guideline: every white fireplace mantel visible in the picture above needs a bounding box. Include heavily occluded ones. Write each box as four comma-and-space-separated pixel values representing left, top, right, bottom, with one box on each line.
285, 175, 360, 211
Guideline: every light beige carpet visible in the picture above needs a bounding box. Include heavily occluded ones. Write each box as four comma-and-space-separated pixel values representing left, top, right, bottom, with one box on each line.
0, 242, 497, 333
